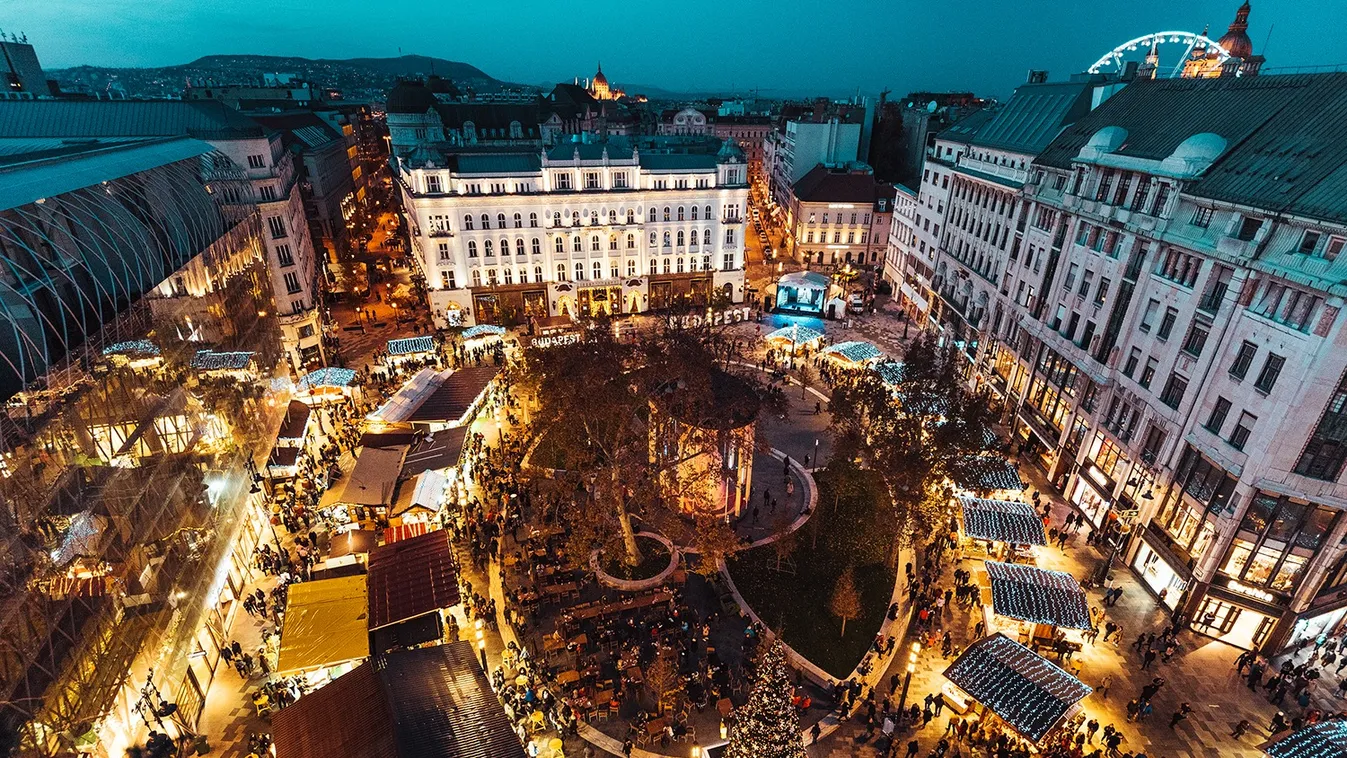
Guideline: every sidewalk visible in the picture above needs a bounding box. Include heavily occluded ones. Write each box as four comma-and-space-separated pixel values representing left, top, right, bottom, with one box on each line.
813, 458, 1284, 758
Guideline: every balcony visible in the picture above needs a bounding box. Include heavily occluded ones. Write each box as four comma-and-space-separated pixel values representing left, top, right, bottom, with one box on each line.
428, 228, 452, 238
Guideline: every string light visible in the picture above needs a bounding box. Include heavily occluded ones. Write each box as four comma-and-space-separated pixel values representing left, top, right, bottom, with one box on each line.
943, 634, 1092, 744
959, 496, 1047, 545
984, 560, 1092, 629
1263, 718, 1347, 758
724, 642, 807, 758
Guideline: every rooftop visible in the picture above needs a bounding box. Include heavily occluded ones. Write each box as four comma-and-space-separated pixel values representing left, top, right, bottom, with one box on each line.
962, 79, 1096, 156
793, 164, 895, 205
0, 99, 268, 141
943, 633, 1092, 743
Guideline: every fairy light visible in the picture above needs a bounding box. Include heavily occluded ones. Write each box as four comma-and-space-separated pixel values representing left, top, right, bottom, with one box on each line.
984, 560, 1092, 629
959, 496, 1046, 545
1264, 719, 1347, 758
943, 634, 1092, 744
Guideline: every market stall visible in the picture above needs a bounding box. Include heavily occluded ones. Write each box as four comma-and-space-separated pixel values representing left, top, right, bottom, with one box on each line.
385, 335, 438, 368
296, 367, 359, 404
980, 560, 1092, 654
1258, 717, 1347, 758
318, 445, 406, 525
822, 340, 884, 367
102, 340, 162, 370
366, 530, 461, 653
958, 495, 1046, 563
873, 360, 904, 387
189, 349, 256, 379
462, 324, 507, 345
953, 455, 1028, 497
277, 574, 370, 685
764, 324, 824, 351
941, 633, 1092, 744
368, 366, 499, 431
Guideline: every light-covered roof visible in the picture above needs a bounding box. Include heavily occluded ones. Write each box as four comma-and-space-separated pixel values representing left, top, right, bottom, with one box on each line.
823, 340, 884, 364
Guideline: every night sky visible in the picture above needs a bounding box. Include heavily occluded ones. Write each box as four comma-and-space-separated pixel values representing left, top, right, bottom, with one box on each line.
6, 0, 1345, 98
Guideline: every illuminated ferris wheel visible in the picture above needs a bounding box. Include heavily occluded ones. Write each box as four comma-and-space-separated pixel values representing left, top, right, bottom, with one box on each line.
1087, 31, 1231, 79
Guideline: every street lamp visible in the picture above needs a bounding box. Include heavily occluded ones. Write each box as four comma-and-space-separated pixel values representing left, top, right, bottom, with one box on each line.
898, 641, 920, 718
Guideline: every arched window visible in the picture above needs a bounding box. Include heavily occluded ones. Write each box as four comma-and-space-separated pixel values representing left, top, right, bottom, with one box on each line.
704, 205, 712, 219
677, 257, 685, 273
703, 255, 712, 270
627, 209, 635, 224
663, 258, 671, 274
471, 269, 482, 286
649, 207, 657, 222
689, 257, 698, 272
627, 259, 637, 277
649, 232, 657, 246
677, 230, 685, 246
467, 241, 478, 257
591, 235, 601, 251
534, 266, 542, 282
573, 235, 583, 252
703, 229, 712, 245
497, 213, 506, 228
483, 240, 493, 256
556, 263, 567, 281
609, 210, 617, 224
691, 206, 699, 221
610, 261, 619, 278
516, 239, 526, 256
500, 238, 509, 256
590, 211, 599, 226
663, 231, 671, 246
464, 214, 474, 230
552, 211, 561, 227
627, 233, 635, 249
530, 212, 538, 228
481, 213, 490, 229
663, 206, 671, 222
487, 269, 498, 286
532, 238, 541, 255
574, 262, 585, 280
504, 268, 513, 285
554, 237, 564, 254
677, 206, 685, 221
593, 261, 602, 279
572, 211, 580, 226
513, 213, 522, 228
649, 259, 657, 275
609, 235, 618, 251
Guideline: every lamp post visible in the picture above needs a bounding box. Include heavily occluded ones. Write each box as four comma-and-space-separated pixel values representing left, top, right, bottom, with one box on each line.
897, 642, 920, 719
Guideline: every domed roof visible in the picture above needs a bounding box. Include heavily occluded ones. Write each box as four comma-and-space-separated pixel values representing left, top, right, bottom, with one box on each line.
386, 80, 437, 114
1217, 1, 1254, 59
593, 63, 608, 86
425, 74, 460, 98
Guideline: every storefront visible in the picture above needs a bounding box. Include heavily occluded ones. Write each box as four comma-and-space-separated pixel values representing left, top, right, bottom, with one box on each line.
578, 285, 623, 317
1287, 603, 1347, 650
1070, 468, 1113, 529
1132, 538, 1187, 610
1190, 580, 1281, 651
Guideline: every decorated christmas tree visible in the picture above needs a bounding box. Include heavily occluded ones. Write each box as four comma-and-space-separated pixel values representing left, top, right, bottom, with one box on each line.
725, 641, 807, 758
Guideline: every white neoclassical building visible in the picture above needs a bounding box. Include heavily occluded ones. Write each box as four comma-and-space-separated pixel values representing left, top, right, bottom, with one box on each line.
395, 135, 750, 327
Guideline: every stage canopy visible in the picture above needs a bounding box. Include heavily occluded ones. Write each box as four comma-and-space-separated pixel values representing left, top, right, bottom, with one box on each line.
943, 633, 1091, 744
278, 574, 370, 676
984, 560, 1091, 630
959, 496, 1047, 546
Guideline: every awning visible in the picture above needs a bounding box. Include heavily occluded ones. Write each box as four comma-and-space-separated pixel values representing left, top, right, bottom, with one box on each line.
959, 496, 1047, 545
943, 633, 1091, 744
277, 574, 370, 675
367, 530, 460, 630
277, 400, 311, 441
983, 560, 1091, 629
384, 521, 432, 545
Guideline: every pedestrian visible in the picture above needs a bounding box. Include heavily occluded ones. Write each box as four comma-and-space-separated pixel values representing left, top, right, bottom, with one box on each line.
1085, 718, 1099, 742
1142, 649, 1157, 670
905, 739, 920, 758
1169, 702, 1191, 728
1098, 673, 1112, 699
933, 695, 945, 717
1231, 719, 1251, 738
811, 722, 822, 744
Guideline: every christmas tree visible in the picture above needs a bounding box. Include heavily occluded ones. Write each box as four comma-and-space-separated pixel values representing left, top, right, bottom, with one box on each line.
725, 641, 807, 758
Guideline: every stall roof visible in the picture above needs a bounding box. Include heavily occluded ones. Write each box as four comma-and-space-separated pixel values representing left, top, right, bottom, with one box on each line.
1260, 718, 1347, 758
943, 633, 1091, 744
390, 470, 448, 519
369, 369, 443, 424
765, 325, 824, 344
277, 574, 369, 675
189, 349, 254, 371
406, 366, 499, 424
462, 324, 506, 339
823, 340, 884, 364
277, 400, 311, 440
984, 560, 1091, 630
268, 446, 301, 469
329, 528, 379, 558
272, 661, 397, 758
874, 360, 904, 386
387, 335, 437, 356
367, 530, 461, 630
360, 428, 419, 448
298, 366, 357, 391
959, 496, 1047, 546
338, 446, 407, 506
954, 455, 1026, 492
400, 426, 468, 478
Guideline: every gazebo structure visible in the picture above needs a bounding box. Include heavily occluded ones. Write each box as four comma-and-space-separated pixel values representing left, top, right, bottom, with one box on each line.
942, 634, 1092, 744
983, 561, 1091, 630
649, 369, 760, 519
1259, 718, 1347, 758
765, 324, 824, 350
822, 340, 884, 366
774, 270, 832, 314
958, 496, 1047, 547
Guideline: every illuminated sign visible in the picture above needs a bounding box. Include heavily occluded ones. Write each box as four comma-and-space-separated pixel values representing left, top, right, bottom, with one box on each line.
827, 203, 856, 209
528, 332, 582, 349
666, 307, 752, 329
1226, 580, 1276, 603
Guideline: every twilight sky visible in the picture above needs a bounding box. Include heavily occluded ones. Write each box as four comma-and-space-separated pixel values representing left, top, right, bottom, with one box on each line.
4, 0, 1344, 99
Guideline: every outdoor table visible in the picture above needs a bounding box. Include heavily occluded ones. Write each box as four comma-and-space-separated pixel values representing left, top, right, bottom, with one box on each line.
569, 589, 672, 620
571, 633, 588, 648
597, 689, 614, 705
544, 582, 578, 597
544, 636, 567, 654
558, 669, 581, 686
646, 718, 669, 739
625, 666, 644, 684
717, 698, 734, 718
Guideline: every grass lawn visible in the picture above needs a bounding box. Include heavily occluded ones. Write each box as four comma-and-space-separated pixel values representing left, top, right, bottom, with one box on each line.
727, 464, 896, 678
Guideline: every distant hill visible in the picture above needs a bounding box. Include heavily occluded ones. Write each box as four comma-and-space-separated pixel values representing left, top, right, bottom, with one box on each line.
48, 54, 511, 101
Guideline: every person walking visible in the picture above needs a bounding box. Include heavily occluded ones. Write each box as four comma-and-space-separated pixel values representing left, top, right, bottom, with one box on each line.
1169, 702, 1192, 728
1231, 719, 1251, 738
1142, 648, 1157, 670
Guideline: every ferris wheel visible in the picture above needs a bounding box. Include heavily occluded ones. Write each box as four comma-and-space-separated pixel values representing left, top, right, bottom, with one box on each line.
1087, 31, 1231, 79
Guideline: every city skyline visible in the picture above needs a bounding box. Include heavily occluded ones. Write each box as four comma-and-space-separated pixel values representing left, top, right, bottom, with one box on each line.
6, 0, 1346, 98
